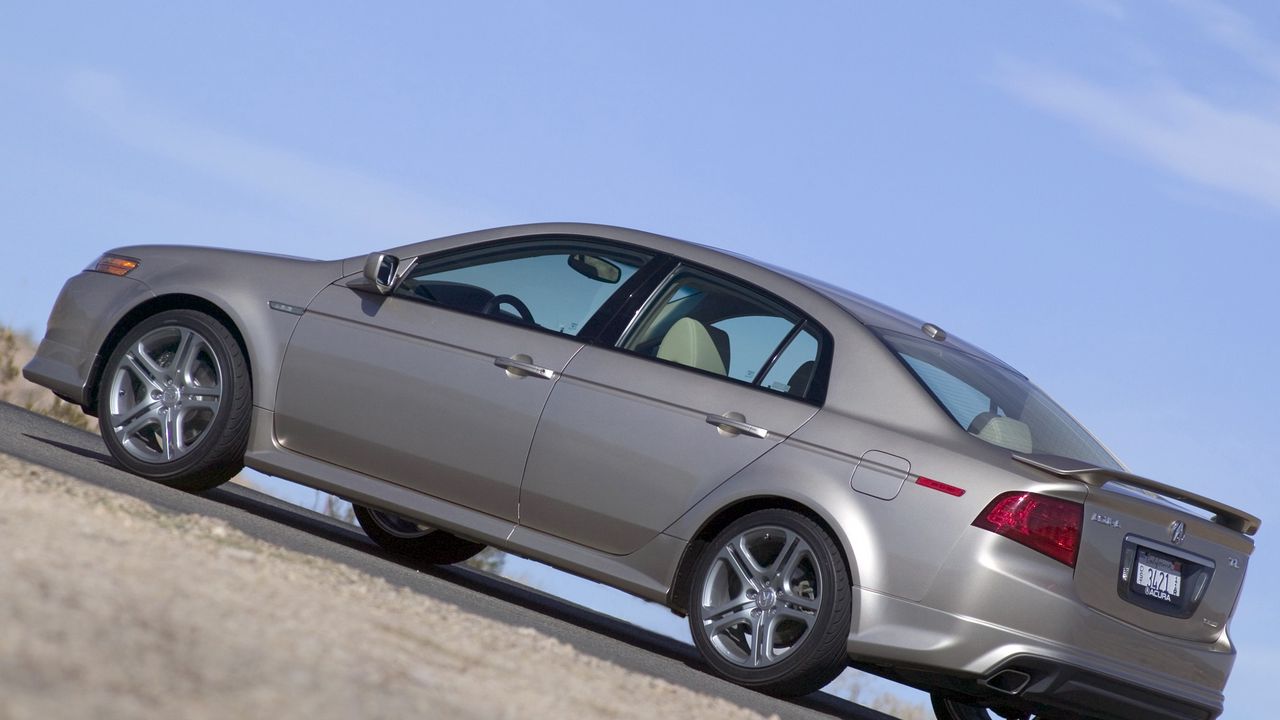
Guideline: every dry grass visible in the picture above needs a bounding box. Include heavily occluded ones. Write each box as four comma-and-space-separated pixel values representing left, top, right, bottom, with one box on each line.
0, 327, 97, 431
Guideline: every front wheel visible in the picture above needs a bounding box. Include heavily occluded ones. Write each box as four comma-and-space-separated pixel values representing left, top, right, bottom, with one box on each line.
98, 309, 251, 491
353, 505, 487, 565
687, 508, 851, 697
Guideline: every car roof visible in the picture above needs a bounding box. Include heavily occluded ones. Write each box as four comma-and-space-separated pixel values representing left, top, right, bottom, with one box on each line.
384, 222, 1019, 374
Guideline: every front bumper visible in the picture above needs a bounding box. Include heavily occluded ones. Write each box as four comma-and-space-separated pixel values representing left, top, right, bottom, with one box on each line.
22, 272, 153, 408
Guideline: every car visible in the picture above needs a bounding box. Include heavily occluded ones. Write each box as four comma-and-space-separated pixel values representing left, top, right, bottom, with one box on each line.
24, 223, 1259, 719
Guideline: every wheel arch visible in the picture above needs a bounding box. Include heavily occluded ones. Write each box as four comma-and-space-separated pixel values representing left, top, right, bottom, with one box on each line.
86, 293, 251, 415
666, 494, 854, 615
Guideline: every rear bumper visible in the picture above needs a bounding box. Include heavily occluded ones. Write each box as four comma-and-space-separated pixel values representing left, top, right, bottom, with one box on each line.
845, 586, 1227, 720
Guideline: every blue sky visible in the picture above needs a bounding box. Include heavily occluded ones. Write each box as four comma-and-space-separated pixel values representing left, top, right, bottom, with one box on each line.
2, 2, 1276, 717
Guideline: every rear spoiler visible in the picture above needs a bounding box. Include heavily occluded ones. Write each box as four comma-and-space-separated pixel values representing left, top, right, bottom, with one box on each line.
1013, 453, 1261, 537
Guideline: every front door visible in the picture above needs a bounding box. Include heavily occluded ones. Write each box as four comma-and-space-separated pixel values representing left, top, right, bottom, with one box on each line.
274, 239, 652, 522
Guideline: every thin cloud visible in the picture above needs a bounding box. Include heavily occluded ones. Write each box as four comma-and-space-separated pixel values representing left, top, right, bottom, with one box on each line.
1172, 0, 1280, 81
64, 69, 490, 245
1000, 63, 1280, 211
998, 1, 1280, 214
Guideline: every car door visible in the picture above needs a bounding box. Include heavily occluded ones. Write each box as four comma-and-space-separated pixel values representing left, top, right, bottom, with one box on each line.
273, 238, 652, 522
519, 265, 827, 555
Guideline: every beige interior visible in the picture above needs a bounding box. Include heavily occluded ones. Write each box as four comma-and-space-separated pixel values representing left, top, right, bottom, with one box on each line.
975, 416, 1034, 453
656, 318, 727, 375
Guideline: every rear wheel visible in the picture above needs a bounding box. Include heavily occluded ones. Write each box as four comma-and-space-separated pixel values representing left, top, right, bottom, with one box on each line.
687, 508, 851, 696
98, 309, 250, 491
353, 505, 487, 565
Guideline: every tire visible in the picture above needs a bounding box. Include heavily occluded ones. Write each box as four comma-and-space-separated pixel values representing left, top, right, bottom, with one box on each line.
98, 309, 251, 492
354, 505, 487, 565
687, 508, 851, 696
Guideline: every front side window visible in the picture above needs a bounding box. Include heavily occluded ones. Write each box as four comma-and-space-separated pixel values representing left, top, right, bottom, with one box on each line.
397, 241, 649, 337
620, 268, 822, 400
877, 329, 1122, 470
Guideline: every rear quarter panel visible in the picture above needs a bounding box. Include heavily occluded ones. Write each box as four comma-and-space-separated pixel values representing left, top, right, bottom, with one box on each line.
665, 406, 1092, 603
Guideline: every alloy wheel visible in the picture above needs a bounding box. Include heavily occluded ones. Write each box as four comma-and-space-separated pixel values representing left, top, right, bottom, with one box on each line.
106, 325, 223, 463
697, 525, 823, 668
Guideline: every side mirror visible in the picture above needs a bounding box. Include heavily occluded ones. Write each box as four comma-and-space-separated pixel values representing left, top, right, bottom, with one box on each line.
363, 252, 400, 294
567, 253, 622, 284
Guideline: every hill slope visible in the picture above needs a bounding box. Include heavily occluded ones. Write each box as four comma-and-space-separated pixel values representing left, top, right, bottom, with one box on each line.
0, 451, 774, 720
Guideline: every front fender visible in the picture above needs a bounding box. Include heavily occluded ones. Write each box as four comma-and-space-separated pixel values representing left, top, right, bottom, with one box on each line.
105, 245, 346, 411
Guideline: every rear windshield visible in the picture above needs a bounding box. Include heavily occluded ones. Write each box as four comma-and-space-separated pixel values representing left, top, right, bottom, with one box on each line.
876, 329, 1122, 471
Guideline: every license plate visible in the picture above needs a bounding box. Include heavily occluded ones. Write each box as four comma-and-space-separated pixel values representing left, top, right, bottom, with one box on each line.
1134, 548, 1183, 603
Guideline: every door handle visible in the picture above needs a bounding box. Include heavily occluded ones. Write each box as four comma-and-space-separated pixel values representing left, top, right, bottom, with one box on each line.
494, 354, 557, 380
705, 412, 770, 439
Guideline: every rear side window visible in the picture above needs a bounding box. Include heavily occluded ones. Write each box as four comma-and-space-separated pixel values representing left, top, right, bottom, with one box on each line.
620, 267, 824, 401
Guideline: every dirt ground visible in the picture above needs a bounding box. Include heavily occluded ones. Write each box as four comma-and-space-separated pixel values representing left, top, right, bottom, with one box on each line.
0, 452, 776, 720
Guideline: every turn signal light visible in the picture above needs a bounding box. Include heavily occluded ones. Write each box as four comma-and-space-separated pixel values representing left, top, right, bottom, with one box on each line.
87, 254, 140, 277
973, 491, 1083, 567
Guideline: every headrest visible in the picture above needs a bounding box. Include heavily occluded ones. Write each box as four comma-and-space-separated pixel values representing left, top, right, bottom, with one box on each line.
973, 415, 1033, 453
657, 318, 727, 375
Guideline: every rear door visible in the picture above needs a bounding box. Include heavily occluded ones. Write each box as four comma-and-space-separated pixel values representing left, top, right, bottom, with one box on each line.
519, 265, 826, 555
274, 238, 651, 522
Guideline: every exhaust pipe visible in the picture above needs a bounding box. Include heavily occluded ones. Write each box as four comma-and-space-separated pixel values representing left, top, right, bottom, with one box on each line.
981, 669, 1032, 696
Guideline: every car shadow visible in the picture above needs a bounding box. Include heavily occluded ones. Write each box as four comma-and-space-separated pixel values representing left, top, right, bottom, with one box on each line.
24, 434, 116, 465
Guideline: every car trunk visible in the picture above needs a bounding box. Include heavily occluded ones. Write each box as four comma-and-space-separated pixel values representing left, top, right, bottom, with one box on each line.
1016, 454, 1258, 643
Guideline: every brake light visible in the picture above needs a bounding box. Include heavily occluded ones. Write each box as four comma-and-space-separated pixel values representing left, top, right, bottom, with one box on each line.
973, 492, 1083, 567
87, 254, 140, 277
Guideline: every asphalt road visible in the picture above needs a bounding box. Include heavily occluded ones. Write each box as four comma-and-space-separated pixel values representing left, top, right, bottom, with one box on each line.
0, 402, 897, 720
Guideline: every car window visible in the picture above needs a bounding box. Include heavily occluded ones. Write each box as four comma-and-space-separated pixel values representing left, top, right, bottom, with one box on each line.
899, 354, 992, 430
397, 242, 649, 337
879, 329, 1121, 467
620, 268, 820, 398
758, 327, 820, 398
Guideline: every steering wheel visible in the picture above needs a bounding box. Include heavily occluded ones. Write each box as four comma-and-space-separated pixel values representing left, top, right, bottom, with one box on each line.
482, 293, 536, 325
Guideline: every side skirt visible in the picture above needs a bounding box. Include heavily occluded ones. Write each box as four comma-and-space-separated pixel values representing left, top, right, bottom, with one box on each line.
243, 406, 684, 604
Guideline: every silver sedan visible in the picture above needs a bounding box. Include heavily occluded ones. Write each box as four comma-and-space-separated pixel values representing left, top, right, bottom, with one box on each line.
25, 223, 1259, 719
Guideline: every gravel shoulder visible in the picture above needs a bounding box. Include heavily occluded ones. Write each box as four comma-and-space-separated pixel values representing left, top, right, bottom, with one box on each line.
0, 451, 776, 720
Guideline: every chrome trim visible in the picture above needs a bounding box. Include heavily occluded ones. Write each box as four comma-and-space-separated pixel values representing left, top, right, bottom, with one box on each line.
268, 300, 305, 316
705, 413, 769, 439
493, 355, 557, 380
616, 264, 682, 347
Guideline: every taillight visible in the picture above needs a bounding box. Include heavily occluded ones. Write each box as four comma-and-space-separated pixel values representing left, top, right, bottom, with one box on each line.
973, 491, 1083, 567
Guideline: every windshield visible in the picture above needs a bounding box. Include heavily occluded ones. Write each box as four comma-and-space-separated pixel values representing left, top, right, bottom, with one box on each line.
875, 329, 1123, 471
